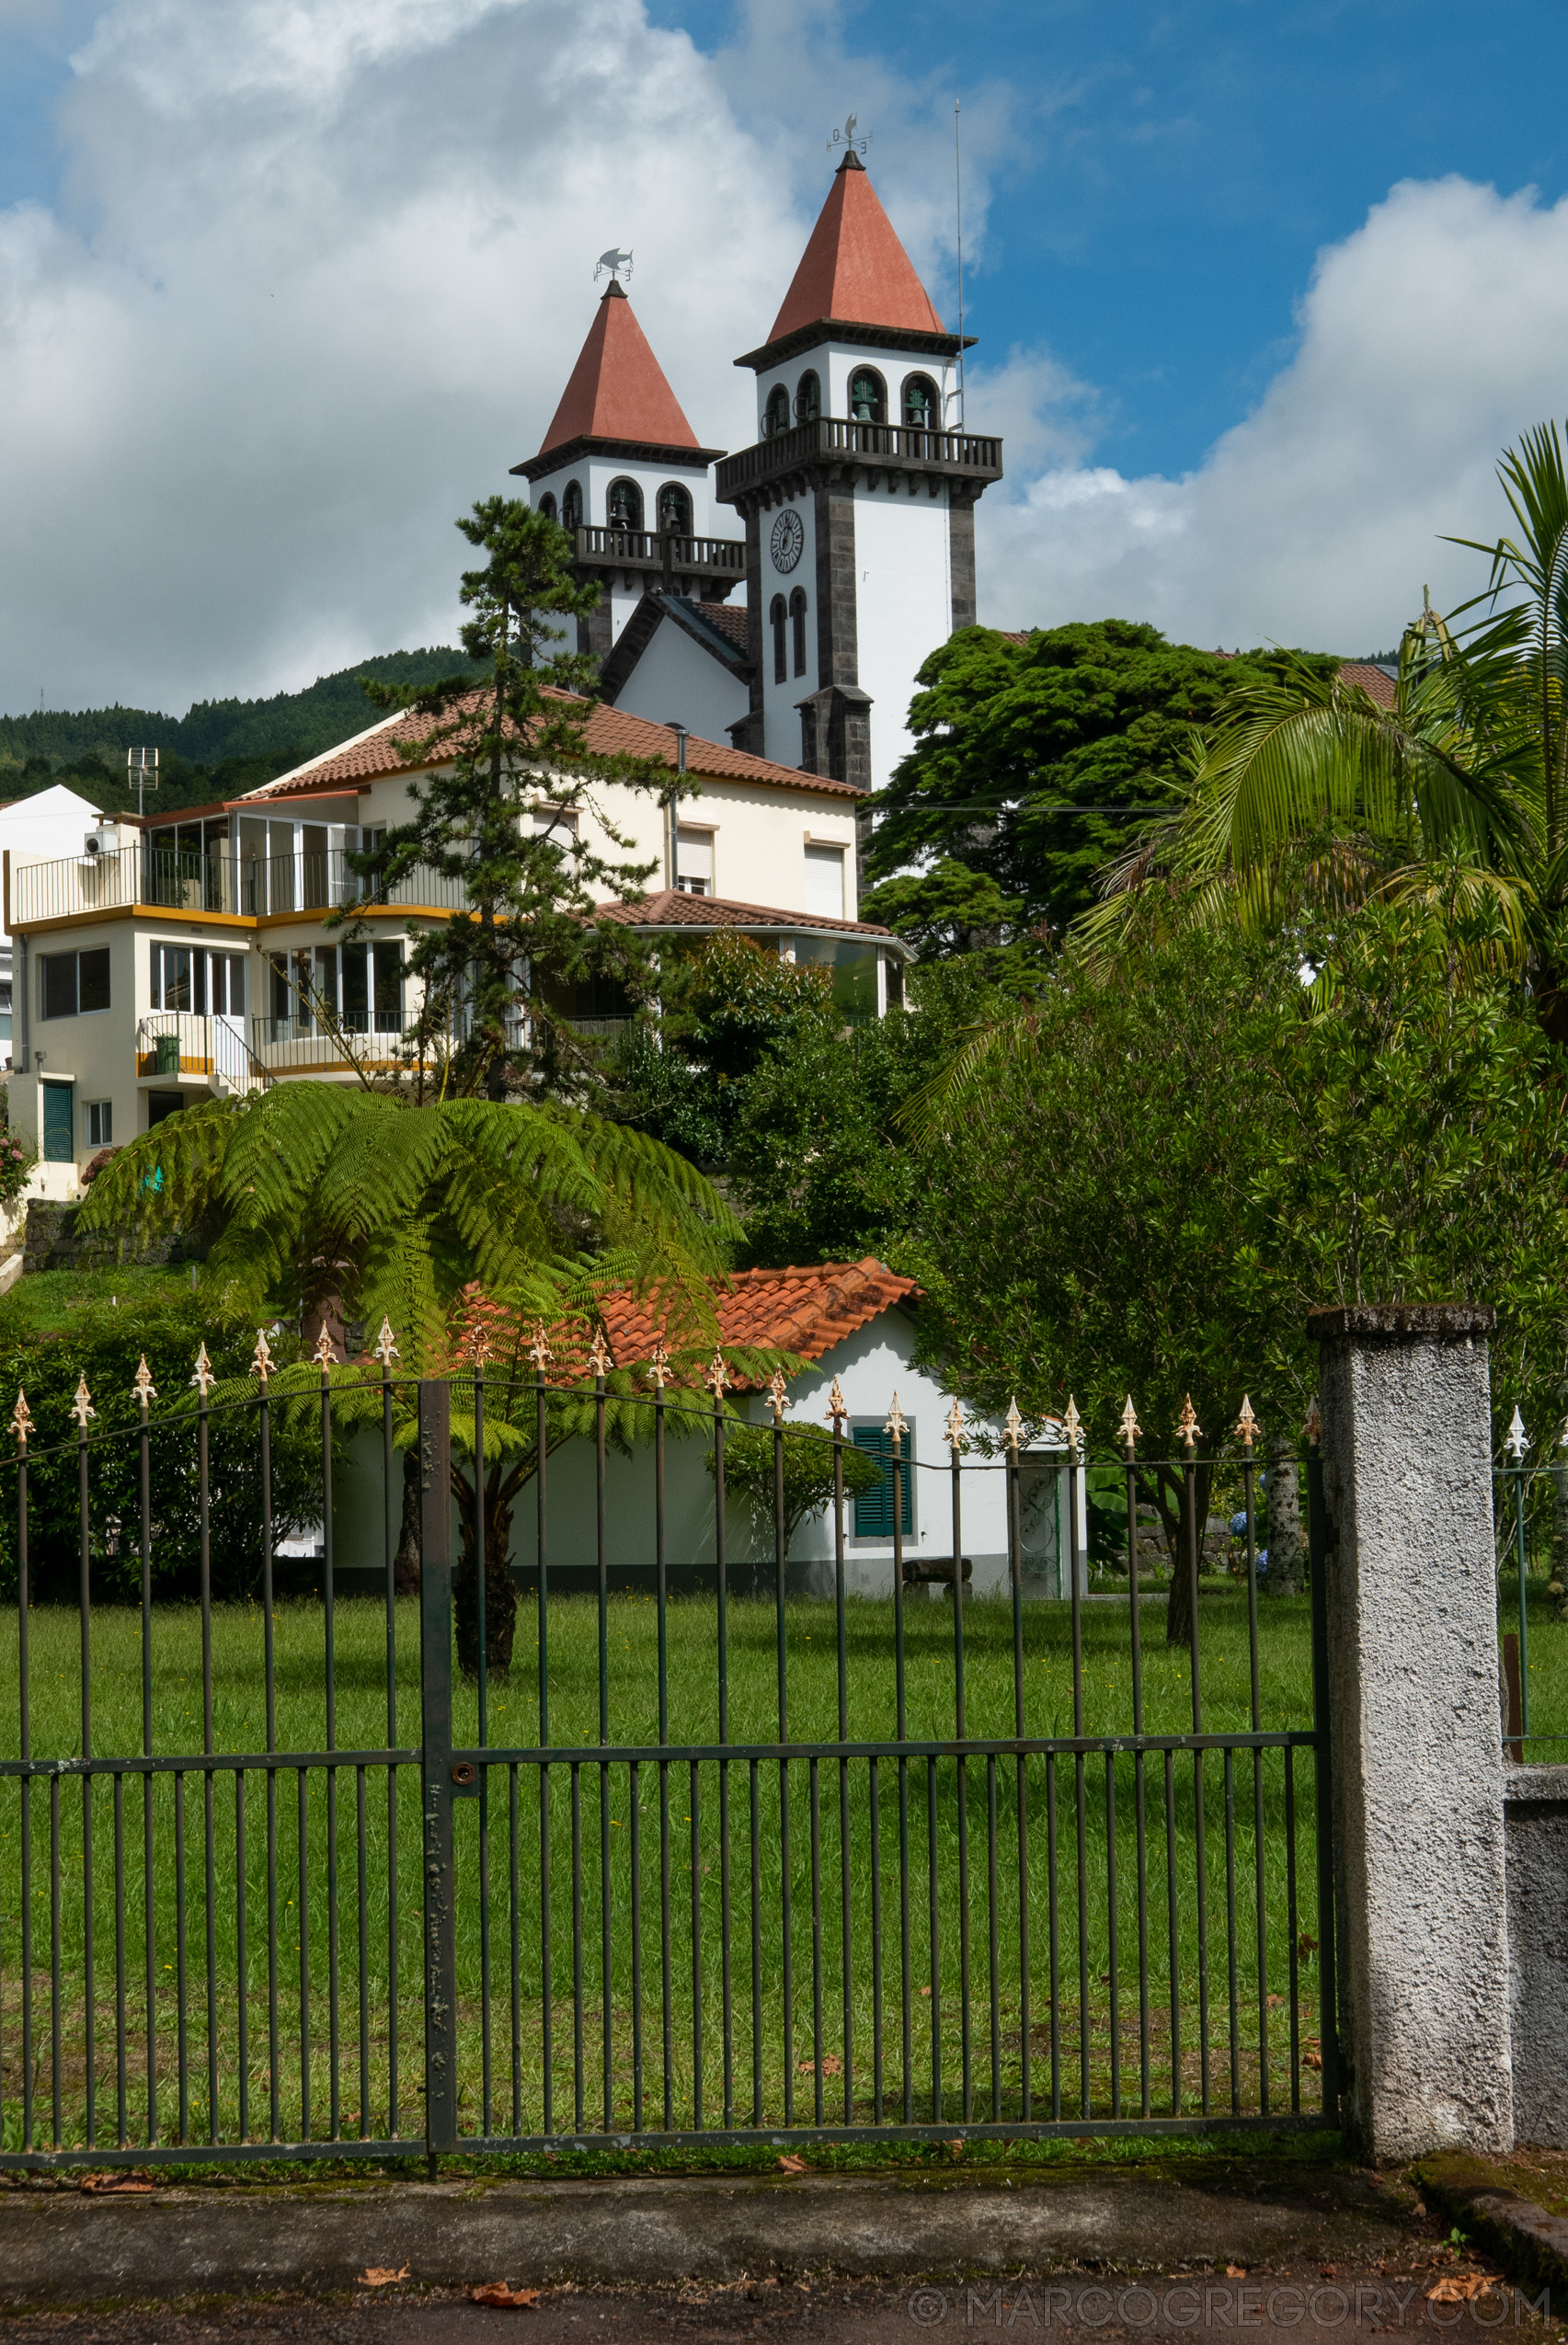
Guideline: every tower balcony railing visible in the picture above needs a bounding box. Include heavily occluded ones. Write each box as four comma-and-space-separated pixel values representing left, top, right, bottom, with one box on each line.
715, 417, 1004, 501
572, 525, 746, 578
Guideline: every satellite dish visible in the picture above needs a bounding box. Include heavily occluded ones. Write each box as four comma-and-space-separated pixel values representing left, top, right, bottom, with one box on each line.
594, 248, 634, 282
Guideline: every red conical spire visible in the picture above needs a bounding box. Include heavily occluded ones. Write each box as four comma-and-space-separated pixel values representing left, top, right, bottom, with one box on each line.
536, 280, 701, 458
767, 153, 945, 343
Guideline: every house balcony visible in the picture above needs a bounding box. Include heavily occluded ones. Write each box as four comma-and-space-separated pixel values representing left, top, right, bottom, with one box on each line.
715, 417, 1004, 506
136, 1013, 267, 1093
11, 845, 469, 929
571, 526, 746, 586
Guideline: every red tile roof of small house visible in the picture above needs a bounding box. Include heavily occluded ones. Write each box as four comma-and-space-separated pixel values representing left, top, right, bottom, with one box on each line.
594, 888, 892, 940
597, 1258, 920, 1387
536, 280, 702, 459
1337, 661, 1398, 710
767, 153, 946, 344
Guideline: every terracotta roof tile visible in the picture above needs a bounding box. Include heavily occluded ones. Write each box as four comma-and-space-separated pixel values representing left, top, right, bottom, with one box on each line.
692, 601, 750, 651
597, 1259, 920, 1388
1338, 660, 1398, 711
595, 887, 892, 939
538, 281, 701, 459
242, 691, 864, 803
768, 154, 945, 344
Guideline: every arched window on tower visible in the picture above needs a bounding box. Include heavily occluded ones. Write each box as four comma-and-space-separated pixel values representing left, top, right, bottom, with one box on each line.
795, 371, 821, 423
849, 368, 886, 426
606, 478, 643, 533
789, 587, 807, 679
771, 595, 787, 685
765, 384, 791, 439
901, 374, 940, 430
562, 480, 583, 530
538, 491, 558, 522
658, 483, 692, 536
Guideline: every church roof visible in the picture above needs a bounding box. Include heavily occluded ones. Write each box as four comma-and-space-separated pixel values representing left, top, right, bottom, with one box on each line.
767, 153, 945, 346
535, 281, 702, 462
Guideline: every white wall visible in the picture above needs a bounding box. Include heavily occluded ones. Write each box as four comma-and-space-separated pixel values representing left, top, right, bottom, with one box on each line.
529, 453, 716, 542
612, 617, 750, 747
753, 343, 959, 437
853, 483, 953, 793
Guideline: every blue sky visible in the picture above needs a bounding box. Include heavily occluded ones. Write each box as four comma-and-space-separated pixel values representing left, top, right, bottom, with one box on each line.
3, 0, 1568, 707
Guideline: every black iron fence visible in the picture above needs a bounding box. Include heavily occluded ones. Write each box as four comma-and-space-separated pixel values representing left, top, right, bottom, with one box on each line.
1493, 1411, 1568, 1762
0, 1355, 1338, 2167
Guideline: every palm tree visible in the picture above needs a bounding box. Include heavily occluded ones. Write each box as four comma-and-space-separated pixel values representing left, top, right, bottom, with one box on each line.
1076, 418, 1568, 1016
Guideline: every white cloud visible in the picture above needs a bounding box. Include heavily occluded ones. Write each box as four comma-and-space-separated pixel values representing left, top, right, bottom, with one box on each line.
975, 176, 1568, 652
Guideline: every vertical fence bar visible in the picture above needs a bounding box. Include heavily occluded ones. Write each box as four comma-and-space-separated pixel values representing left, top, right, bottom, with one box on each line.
596, 1347, 612, 2133
535, 1336, 554, 2139
888, 1400, 909, 2124
1123, 1402, 1150, 2119
1241, 1403, 1268, 2116
15, 1399, 33, 2152
419, 1380, 458, 2160
1180, 1405, 1210, 2114
712, 1360, 734, 2133
1515, 1453, 1531, 1740
655, 1363, 671, 2131
196, 1360, 219, 2145
948, 1406, 971, 2124
773, 1378, 795, 2124
377, 1329, 399, 2143
1305, 1409, 1339, 2123
1009, 1404, 1031, 2122
475, 1367, 491, 2139
76, 1378, 96, 2145
135, 1367, 155, 2148
832, 1395, 852, 2128
1066, 1413, 1087, 2118
258, 1344, 280, 2145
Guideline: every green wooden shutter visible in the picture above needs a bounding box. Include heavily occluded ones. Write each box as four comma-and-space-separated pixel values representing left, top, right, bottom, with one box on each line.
851, 1425, 914, 1538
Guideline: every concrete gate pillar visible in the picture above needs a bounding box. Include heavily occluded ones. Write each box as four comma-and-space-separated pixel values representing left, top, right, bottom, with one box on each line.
1310, 1302, 1513, 2161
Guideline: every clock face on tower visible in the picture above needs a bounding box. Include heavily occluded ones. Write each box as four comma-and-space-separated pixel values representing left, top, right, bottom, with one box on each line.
770, 509, 805, 574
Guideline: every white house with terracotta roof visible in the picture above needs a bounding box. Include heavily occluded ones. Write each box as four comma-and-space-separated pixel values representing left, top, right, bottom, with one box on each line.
2, 692, 908, 1177
329, 1262, 1081, 1602
512, 155, 1003, 798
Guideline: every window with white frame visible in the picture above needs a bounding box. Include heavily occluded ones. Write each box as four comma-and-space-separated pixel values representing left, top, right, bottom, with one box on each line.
86, 1101, 113, 1148
804, 842, 845, 919
675, 827, 714, 896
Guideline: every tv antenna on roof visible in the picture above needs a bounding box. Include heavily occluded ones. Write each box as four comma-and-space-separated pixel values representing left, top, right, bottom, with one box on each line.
828, 113, 871, 157
127, 745, 159, 820
595, 248, 634, 285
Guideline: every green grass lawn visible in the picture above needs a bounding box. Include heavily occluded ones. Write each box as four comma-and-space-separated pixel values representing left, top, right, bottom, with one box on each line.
0, 1586, 1337, 2158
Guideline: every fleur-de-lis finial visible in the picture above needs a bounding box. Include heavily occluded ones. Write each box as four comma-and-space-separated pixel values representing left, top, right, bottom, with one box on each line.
1235, 1395, 1259, 1453
944, 1398, 967, 1455
646, 1342, 670, 1391
885, 1391, 907, 1446
1505, 1406, 1531, 1461
529, 1321, 554, 1374
768, 1368, 790, 1425
1175, 1394, 1202, 1456
251, 1329, 274, 1385
1118, 1395, 1141, 1455
373, 1318, 399, 1367
588, 1328, 612, 1381
1302, 1395, 1323, 1447
132, 1356, 158, 1411
10, 1390, 32, 1451
825, 1376, 849, 1429
1004, 1396, 1023, 1454
73, 1373, 97, 1428
468, 1320, 493, 1371
1063, 1395, 1083, 1458
704, 1347, 728, 1401
313, 1325, 338, 1370
190, 1343, 215, 1400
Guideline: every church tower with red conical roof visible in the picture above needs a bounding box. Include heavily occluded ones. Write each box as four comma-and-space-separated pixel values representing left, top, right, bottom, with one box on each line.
715, 150, 1003, 792
510, 277, 740, 660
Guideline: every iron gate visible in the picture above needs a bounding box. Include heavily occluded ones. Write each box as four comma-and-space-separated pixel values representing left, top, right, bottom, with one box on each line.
0, 1357, 1338, 2168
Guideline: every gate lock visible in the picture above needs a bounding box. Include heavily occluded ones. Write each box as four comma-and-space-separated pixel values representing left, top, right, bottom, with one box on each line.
450, 1759, 480, 1797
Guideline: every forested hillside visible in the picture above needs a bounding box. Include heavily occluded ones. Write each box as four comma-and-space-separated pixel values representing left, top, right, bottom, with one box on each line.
0, 646, 485, 814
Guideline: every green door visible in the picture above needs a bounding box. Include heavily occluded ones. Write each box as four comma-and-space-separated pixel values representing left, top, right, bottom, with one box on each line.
42, 1081, 74, 1163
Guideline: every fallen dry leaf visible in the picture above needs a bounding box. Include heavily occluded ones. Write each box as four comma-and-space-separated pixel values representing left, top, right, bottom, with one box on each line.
1319, 2266, 1338, 2281
1428, 2277, 1493, 2303
359, 2268, 410, 2289
777, 2154, 807, 2175
821, 2053, 841, 2075
1303, 2051, 1323, 2071
469, 2282, 540, 2309
1226, 2267, 1247, 2280
79, 2174, 155, 2194
1266, 1994, 1284, 2008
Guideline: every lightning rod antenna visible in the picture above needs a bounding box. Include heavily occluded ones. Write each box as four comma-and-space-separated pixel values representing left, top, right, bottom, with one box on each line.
955, 91, 966, 431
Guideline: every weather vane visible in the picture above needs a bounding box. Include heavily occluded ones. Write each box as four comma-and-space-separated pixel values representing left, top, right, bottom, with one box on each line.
594, 248, 634, 285
828, 113, 871, 157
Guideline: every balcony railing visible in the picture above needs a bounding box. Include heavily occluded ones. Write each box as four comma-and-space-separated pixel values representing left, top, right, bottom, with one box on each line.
572, 526, 746, 577
136, 1013, 266, 1092
11, 846, 469, 928
715, 417, 1004, 501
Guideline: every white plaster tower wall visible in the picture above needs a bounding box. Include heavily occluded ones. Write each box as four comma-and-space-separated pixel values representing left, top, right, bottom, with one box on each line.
852, 481, 953, 790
